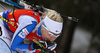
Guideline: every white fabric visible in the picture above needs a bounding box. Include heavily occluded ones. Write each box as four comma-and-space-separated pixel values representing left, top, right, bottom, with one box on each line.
18, 15, 37, 23
11, 15, 37, 44
0, 12, 4, 25
0, 12, 3, 16
43, 16, 63, 34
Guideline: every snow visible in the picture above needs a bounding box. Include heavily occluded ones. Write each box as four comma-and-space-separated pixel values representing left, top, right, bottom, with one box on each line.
70, 27, 92, 53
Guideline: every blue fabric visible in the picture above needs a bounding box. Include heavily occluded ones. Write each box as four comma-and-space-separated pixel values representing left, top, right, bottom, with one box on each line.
2, 10, 13, 32
5, 0, 24, 9
3, 10, 12, 19
37, 25, 42, 36
11, 22, 37, 51
17, 0, 20, 3
2, 10, 42, 51
11, 21, 42, 51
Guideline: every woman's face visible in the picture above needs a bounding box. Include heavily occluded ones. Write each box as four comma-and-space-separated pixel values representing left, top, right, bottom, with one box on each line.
41, 26, 57, 41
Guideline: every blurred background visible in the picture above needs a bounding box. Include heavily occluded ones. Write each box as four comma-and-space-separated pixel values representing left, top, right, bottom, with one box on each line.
0, 0, 100, 53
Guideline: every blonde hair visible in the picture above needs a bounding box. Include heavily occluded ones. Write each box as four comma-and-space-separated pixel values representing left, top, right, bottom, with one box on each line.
41, 8, 63, 22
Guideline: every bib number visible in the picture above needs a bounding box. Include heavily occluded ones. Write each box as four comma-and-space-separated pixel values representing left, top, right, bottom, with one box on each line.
0, 26, 2, 36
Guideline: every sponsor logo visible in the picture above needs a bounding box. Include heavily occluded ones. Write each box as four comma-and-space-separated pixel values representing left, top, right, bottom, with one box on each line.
56, 30, 59, 32
0, 26, 2, 36
16, 48, 28, 51
17, 49, 20, 51
22, 28, 29, 35
18, 28, 29, 38
18, 32, 26, 38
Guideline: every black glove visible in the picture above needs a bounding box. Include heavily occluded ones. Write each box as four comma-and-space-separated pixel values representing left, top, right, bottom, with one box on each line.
44, 41, 57, 51
33, 42, 43, 49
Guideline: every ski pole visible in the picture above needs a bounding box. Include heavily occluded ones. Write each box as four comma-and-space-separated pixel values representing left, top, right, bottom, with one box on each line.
27, 35, 56, 53
27, 36, 45, 48
0, 16, 17, 28
0, 4, 7, 10
61, 15, 79, 22
27, 35, 45, 52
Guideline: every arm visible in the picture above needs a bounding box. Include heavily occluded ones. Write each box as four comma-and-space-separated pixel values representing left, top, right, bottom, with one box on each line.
11, 15, 38, 51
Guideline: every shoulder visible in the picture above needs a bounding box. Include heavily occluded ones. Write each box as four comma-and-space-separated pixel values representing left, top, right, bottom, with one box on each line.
18, 15, 37, 23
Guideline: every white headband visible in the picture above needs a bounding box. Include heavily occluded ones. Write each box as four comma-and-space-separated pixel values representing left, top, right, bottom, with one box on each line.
43, 16, 63, 34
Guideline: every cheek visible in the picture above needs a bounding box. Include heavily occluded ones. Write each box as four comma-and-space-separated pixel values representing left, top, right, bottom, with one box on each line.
42, 30, 49, 39
41, 27, 57, 41
42, 33, 57, 41
49, 36, 57, 41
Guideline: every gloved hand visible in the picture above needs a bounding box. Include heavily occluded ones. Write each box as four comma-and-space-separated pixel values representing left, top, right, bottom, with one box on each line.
33, 42, 43, 50
44, 41, 57, 51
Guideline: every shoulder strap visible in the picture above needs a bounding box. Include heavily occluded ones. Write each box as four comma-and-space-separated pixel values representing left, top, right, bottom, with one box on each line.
12, 6, 19, 26
32, 18, 44, 33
